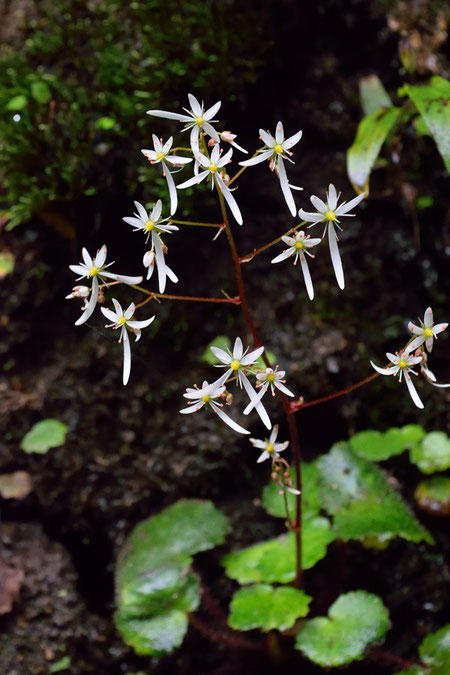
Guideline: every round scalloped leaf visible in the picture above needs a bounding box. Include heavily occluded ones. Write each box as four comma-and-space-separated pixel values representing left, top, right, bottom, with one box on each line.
317, 444, 433, 544
415, 477, 450, 517
350, 425, 425, 461
229, 584, 311, 632
410, 432, 450, 474
295, 591, 390, 667
222, 516, 334, 584
20, 419, 68, 454
262, 462, 320, 519
116, 609, 188, 656
419, 623, 450, 672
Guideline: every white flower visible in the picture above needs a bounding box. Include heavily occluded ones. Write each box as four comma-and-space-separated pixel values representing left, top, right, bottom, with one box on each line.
141, 135, 192, 215
122, 200, 178, 293
69, 245, 142, 326
65, 285, 90, 300
243, 367, 294, 417
179, 380, 249, 435
249, 425, 289, 463
220, 130, 247, 154
371, 351, 424, 408
298, 184, 366, 290
210, 337, 270, 429
101, 299, 154, 385
177, 144, 243, 225
239, 121, 303, 217
271, 230, 322, 300
406, 307, 448, 354
147, 93, 221, 156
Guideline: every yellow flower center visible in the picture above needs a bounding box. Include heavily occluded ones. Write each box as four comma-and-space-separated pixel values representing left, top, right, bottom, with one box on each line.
295, 241, 304, 250
424, 328, 433, 338
399, 359, 407, 368
196, 116, 204, 126
89, 266, 99, 276
209, 163, 217, 173
230, 360, 240, 371
266, 373, 276, 382
266, 444, 274, 453
326, 210, 337, 221
144, 220, 155, 232
155, 152, 165, 161
118, 317, 127, 326
274, 143, 284, 154
202, 394, 210, 403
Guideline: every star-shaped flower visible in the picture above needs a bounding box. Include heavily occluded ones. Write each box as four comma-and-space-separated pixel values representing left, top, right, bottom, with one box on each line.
179, 380, 249, 435
147, 93, 221, 156
271, 230, 321, 300
69, 245, 142, 326
122, 200, 178, 293
101, 299, 154, 385
249, 425, 289, 463
406, 307, 448, 354
177, 144, 243, 225
141, 135, 192, 215
239, 121, 303, 217
371, 351, 423, 408
298, 184, 366, 290
210, 337, 271, 429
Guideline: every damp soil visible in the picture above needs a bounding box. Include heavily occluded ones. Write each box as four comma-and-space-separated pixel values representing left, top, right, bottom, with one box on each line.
1, 2, 450, 674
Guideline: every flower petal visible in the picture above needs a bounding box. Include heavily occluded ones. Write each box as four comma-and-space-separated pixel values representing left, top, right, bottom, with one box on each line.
275, 121, 284, 144
310, 195, 328, 213
327, 184, 338, 211
271, 249, 294, 264
127, 317, 155, 330
180, 401, 205, 414
163, 163, 178, 216
204, 100, 221, 120
298, 209, 325, 223
147, 109, 192, 122
328, 223, 344, 289
95, 245, 107, 268
300, 253, 314, 300
241, 373, 271, 430
370, 360, 397, 376
177, 170, 209, 189
82, 247, 93, 267
153, 233, 167, 293
122, 328, 132, 386
335, 191, 365, 215
74, 276, 98, 326
404, 372, 424, 409
211, 402, 250, 435
239, 150, 273, 167
216, 177, 243, 225
283, 129, 302, 150
134, 201, 148, 221
277, 158, 296, 217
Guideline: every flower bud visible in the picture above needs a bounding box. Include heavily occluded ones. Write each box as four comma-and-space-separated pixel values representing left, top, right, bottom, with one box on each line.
208, 137, 218, 147
65, 285, 90, 299
219, 170, 230, 186
221, 130, 237, 143
143, 250, 155, 268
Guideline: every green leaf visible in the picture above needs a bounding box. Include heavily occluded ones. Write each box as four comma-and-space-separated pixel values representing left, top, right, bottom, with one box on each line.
116, 500, 230, 656
347, 107, 400, 192
317, 444, 433, 544
395, 668, 425, 675
96, 116, 116, 130
349, 425, 425, 461
419, 624, 450, 673
116, 610, 188, 657
410, 431, 450, 474
6, 95, 28, 111
405, 77, 450, 172
0, 252, 15, 278
229, 584, 311, 632
31, 81, 51, 104
359, 75, 392, 116
49, 656, 71, 673
222, 516, 334, 584
20, 419, 68, 454
295, 591, 390, 667
201, 336, 231, 365
262, 461, 320, 519
415, 476, 450, 516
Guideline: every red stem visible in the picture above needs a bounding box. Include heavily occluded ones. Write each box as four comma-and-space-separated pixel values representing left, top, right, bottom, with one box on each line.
289, 373, 379, 412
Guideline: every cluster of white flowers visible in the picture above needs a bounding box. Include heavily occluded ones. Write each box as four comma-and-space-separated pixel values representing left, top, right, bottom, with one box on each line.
371, 307, 449, 408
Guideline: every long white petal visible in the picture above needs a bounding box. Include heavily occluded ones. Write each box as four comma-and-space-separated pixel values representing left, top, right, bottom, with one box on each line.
101, 272, 143, 284
204, 100, 221, 120
271, 249, 294, 264
164, 155, 192, 165
275, 121, 284, 144
300, 253, 314, 300
177, 170, 209, 189
328, 223, 344, 290
370, 361, 397, 376
259, 129, 275, 147
277, 158, 296, 217
310, 195, 328, 213
404, 373, 424, 408
210, 402, 250, 435
82, 248, 93, 267
216, 175, 243, 225
153, 233, 167, 293
101, 307, 118, 323
165, 264, 179, 284
134, 201, 148, 221
239, 150, 272, 167
257, 451, 270, 463
327, 184, 338, 211
275, 381, 295, 397
180, 401, 205, 414
122, 328, 131, 385
163, 163, 178, 215
74, 276, 98, 326
146, 109, 192, 122
123, 216, 145, 229
335, 192, 366, 215
240, 345, 264, 365
70, 264, 89, 277
298, 209, 325, 223
127, 317, 154, 329
241, 374, 271, 430
405, 335, 425, 353
94, 245, 107, 268
243, 384, 268, 415
283, 129, 302, 150
203, 122, 220, 142
429, 380, 450, 388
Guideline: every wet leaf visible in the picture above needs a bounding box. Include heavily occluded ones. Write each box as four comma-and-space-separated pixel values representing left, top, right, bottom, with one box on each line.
0, 560, 24, 614
262, 461, 320, 519
419, 624, 450, 672
405, 77, 450, 172
359, 75, 392, 116
222, 515, 334, 584
116, 500, 229, 656
229, 584, 311, 632
6, 95, 28, 111
0, 252, 14, 278
410, 431, 450, 474
20, 419, 68, 454
96, 116, 116, 130
415, 477, 450, 516
0, 471, 32, 499
347, 107, 400, 192
317, 444, 433, 544
349, 425, 425, 461
295, 591, 390, 666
